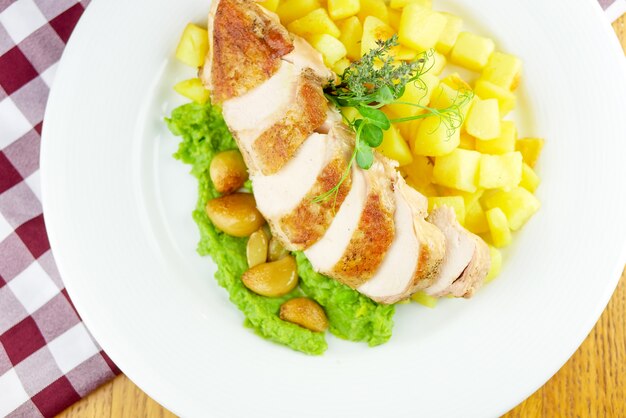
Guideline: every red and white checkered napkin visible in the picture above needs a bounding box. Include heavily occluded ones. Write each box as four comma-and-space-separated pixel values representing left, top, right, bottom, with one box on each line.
0, 0, 623, 417
0, 1, 122, 417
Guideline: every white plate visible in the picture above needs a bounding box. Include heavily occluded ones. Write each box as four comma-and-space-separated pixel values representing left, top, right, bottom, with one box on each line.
41, 0, 626, 416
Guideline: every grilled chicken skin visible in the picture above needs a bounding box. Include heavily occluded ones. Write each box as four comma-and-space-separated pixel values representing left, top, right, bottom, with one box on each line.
204, 0, 489, 304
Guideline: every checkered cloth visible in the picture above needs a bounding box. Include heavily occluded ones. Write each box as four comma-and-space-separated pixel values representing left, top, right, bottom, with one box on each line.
0, 1, 622, 417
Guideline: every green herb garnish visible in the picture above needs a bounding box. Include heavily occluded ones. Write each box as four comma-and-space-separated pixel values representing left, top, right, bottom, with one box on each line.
316, 34, 473, 203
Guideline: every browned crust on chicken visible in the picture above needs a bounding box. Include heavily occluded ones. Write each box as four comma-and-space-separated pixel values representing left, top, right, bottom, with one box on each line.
252, 70, 328, 175
447, 236, 490, 298
331, 192, 395, 289
278, 155, 352, 249
209, 0, 294, 103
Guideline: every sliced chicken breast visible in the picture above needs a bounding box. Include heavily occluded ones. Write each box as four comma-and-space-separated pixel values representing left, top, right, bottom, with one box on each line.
358, 177, 445, 304
425, 206, 490, 297
284, 36, 335, 81
253, 126, 352, 250
202, 0, 293, 102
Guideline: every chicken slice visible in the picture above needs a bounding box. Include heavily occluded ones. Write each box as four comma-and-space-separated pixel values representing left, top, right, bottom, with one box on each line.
253, 126, 352, 250
306, 156, 396, 289
424, 206, 491, 298
357, 177, 445, 304
283, 36, 335, 81
202, 0, 293, 102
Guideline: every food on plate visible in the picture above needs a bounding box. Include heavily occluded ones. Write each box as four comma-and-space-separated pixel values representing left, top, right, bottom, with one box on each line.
166, 0, 544, 353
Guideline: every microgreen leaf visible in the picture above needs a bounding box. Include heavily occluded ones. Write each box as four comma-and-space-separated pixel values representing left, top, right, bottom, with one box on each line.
356, 143, 374, 169
357, 106, 390, 130
361, 124, 383, 147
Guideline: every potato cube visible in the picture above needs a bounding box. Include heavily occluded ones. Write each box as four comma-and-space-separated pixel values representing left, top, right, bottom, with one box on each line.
411, 291, 438, 308
429, 83, 474, 119
338, 16, 363, 60
436, 12, 463, 55
309, 34, 347, 66
486, 207, 511, 248
428, 196, 466, 224
341, 106, 362, 122
398, 4, 447, 51
175, 24, 209, 67
406, 179, 438, 197
478, 151, 522, 190
484, 187, 540, 230
432, 148, 481, 192
359, 16, 416, 61
288, 8, 341, 39
403, 155, 434, 186
441, 73, 472, 91
474, 79, 516, 116
390, 0, 432, 9
436, 187, 482, 206
386, 73, 439, 119
329, 0, 360, 20
465, 98, 500, 140
395, 119, 422, 141
459, 133, 476, 150
424, 51, 447, 75
332, 57, 351, 75
413, 115, 461, 157
516, 137, 544, 167
520, 163, 540, 193
277, 0, 321, 24
450, 32, 495, 71
357, 0, 389, 23
465, 200, 489, 234
173, 78, 210, 104
484, 245, 502, 283
258, 0, 279, 12
387, 8, 402, 30
378, 125, 413, 166
481, 52, 522, 90
476, 120, 516, 154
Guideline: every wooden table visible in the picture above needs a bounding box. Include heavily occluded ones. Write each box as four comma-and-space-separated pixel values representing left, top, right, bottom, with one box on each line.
57, 16, 626, 418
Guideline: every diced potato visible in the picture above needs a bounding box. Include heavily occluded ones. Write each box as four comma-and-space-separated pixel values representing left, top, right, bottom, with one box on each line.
398, 4, 446, 51
478, 151, 523, 190
436, 12, 463, 55
395, 119, 422, 141
413, 115, 461, 157
432, 149, 481, 192
390, 0, 432, 9
428, 196, 466, 224
403, 155, 434, 186
520, 163, 541, 193
174, 78, 210, 104
378, 125, 413, 166
332, 57, 351, 75
175, 24, 209, 68
476, 120, 516, 154
341, 106, 362, 122
484, 187, 540, 230
386, 73, 439, 119
328, 0, 360, 20
484, 245, 502, 283
441, 73, 472, 91
435, 186, 482, 206
465, 200, 489, 234
411, 291, 438, 308
276, 0, 321, 24
406, 178, 438, 197
481, 52, 522, 90
429, 82, 474, 119
516, 137, 544, 168
486, 207, 511, 248
357, 0, 389, 23
465, 98, 500, 140
288, 9, 341, 39
450, 32, 495, 72
360, 16, 417, 61
474, 79, 516, 116
309, 33, 347, 66
424, 51, 447, 75
387, 7, 402, 30
338, 16, 363, 60
459, 133, 476, 150
258, 0, 279, 12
